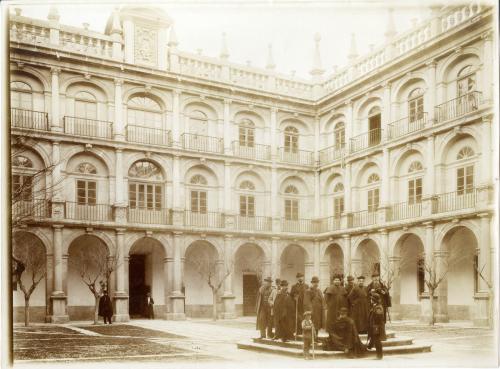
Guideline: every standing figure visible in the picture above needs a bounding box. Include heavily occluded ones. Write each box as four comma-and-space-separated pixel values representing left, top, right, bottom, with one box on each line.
348, 276, 369, 334
366, 273, 391, 340
98, 290, 113, 324
256, 277, 273, 338
301, 311, 315, 360
145, 292, 155, 319
367, 293, 385, 359
274, 280, 295, 342
304, 276, 325, 337
268, 278, 281, 339
324, 275, 348, 334
290, 272, 309, 336
345, 276, 355, 316
327, 307, 366, 358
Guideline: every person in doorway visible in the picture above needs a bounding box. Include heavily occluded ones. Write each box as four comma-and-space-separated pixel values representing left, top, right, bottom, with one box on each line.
324, 274, 348, 334
256, 277, 273, 338
290, 272, 308, 336
367, 293, 385, 359
348, 276, 370, 334
304, 276, 325, 339
98, 290, 113, 324
145, 292, 155, 319
268, 278, 281, 338
274, 280, 295, 342
301, 311, 315, 360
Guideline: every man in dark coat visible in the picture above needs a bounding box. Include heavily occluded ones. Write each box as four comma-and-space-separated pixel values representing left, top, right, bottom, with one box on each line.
348, 276, 369, 334
274, 280, 295, 342
303, 276, 325, 337
290, 272, 308, 336
256, 277, 273, 338
367, 293, 385, 359
345, 276, 355, 316
366, 273, 390, 340
268, 278, 281, 339
145, 292, 155, 319
325, 307, 366, 358
324, 274, 348, 334
98, 290, 113, 324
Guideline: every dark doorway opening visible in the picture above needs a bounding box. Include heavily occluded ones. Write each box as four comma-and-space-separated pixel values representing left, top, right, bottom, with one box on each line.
129, 254, 149, 318
242, 273, 259, 316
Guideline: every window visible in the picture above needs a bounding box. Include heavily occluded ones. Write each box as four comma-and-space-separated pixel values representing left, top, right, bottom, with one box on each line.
190, 174, 208, 185
457, 165, 474, 195
284, 126, 299, 153
191, 190, 207, 213
367, 173, 380, 184
368, 188, 379, 212
239, 180, 255, 191
13, 155, 33, 168
368, 107, 381, 146
128, 161, 163, 209
76, 162, 97, 174
457, 65, 476, 97
75, 91, 97, 120
408, 177, 422, 204
189, 110, 208, 135
13, 174, 33, 201
284, 184, 299, 220
408, 161, 424, 173
334, 122, 345, 149
11, 81, 32, 110
456, 146, 475, 160
333, 182, 344, 217
129, 161, 162, 180
240, 195, 255, 217
127, 96, 162, 128
239, 119, 255, 147
77, 180, 96, 205
408, 88, 424, 123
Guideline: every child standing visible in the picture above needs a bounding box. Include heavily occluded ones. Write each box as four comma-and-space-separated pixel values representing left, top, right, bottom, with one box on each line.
302, 311, 316, 360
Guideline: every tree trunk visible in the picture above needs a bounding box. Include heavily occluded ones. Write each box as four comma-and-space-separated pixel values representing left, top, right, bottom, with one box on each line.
429, 289, 436, 326
24, 297, 30, 327
94, 295, 100, 324
212, 289, 217, 321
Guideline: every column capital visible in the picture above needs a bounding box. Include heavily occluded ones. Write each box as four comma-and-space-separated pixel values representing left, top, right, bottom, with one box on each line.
115, 147, 124, 154
477, 212, 492, 219
423, 221, 434, 228
51, 66, 61, 75
223, 98, 232, 105
116, 228, 126, 235
114, 78, 123, 86
342, 234, 351, 240
481, 30, 493, 41
382, 80, 391, 89
173, 231, 183, 237
270, 106, 278, 113
173, 88, 182, 96
51, 139, 61, 145
271, 236, 280, 241
379, 228, 388, 235
53, 224, 64, 230
481, 113, 494, 124
434, 250, 448, 258
224, 234, 233, 240
389, 256, 402, 262
425, 59, 437, 68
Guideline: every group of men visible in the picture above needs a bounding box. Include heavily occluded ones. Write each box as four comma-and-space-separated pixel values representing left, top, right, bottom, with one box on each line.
256, 272, 391, 359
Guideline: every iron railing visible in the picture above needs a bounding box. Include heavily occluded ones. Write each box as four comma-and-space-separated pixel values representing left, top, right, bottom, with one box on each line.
127, 207, 173, 225
12, 199, 50, 220
184, 210, 225, 228
278, 148, 315, 166
281, 218, 314, 233
350, 128, 382, 153
388, 113, 427, 140
235, 215, 272, 231
435, 91, 481, 123
388, 201, 422, 221
316, 216, 341, 232
319, 145, 344, 166
232, 141, 271, 161
11, 108, 49, 130
64, 116, 113, 139
181, 133, 224, 154
65, 202, 112, 221
433, 189, 477, 214
350, 210, 378, 227
127, 125, 172, 146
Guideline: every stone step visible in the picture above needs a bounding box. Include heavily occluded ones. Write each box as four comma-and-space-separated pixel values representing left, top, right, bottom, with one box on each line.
252, 336, 413, 349
237, 340, 432, 358
294, 330, 396, 341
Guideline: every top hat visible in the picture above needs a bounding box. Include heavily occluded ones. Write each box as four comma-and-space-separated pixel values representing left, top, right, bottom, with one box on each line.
296, 272, 304, 278
311, 276, 320, 283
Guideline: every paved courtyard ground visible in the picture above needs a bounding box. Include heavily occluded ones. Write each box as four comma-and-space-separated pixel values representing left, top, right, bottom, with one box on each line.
12, 318, 498, 368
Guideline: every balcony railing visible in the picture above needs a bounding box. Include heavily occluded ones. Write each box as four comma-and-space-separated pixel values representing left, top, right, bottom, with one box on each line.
12, 199, 50, 220
278, 148, 315, 166
181, 133, 224, 154
435, 91, 482, 123
281, 218, 314, 233
350, 210, 377, 227
316, 216, 341, 233
232, 141, 271, 161
433, 189, 477, 214
388, 201, 422, 221
184, 210, 225, 228
64, 116, 112, 139
11, 108, 49, 130
350, 128, 382, 153
319, 145, 344, 166
127, 125, 172, 146
65, 202, 112, 222
128, 207, 172, 225
388, 113, 428, 140
235, 215, 272, 232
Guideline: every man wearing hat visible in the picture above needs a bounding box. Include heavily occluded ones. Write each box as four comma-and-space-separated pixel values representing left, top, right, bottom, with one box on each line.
274, 280, 295, 342
256, 277, 273, 338
345, 276, 355, 316
327, 307, 366, 358
367, 273, 390, 340
304, 276, 325, 337
324, 274, 348, 334
367, 293, 385, 359
291, 272, 309, 336
348, 276, 369, 334
268, 278, 281, 338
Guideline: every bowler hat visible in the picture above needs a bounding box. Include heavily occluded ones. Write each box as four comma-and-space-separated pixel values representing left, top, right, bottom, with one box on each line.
371, 273, 380, 278
264, 277, 272, 282
275, 278, 281, 284
296, 272, 304, 278
311, 276, 319, 283
347, 275, 354, 281
357, 275, 365, 280
280, 280, 288, 287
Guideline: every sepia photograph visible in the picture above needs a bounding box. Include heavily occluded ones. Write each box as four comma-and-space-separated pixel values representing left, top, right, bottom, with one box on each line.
1, 0, 498, 368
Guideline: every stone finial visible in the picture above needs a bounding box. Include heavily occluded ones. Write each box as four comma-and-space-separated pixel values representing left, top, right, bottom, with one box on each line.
309, 32, 325, 77
110, 8, 122, 35
14, 8, 22, 16
348, 33, 358, 62
384, 8, 396, 40
83, 23, 89, 30
220, 32, 229, 60
266, 44, 275, 70
48, 5, 60, 22
168, 26, 178, 48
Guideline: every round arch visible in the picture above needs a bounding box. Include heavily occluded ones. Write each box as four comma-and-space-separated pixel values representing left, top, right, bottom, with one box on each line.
61, 147, 114, 175
353, 238, 380, 279
280, 244, 308, 283
10, 66, 50, 91
61, 77, 113, 102
123, 88, 170, 111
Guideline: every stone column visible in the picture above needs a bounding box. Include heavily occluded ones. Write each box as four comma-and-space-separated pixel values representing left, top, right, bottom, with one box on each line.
50, 225, 68, 322
434, 249, 449, 323
314, 115, 320, 164
473, 213, 492, 326
50, 67, 61, 132
172, 155, 184, 226
223, 99, 232, 154
113, 228, 129, 322
479, 115, 493, 187
114, 79, 124, 140
423, 134, 436, 216
224, 162, 234, 229
382, 82, 391, 130
343, 234, 352, 276
345, 101, 353, 144
271, 237, 280, 280
50, 140, 63, 203
482, 31, 493, 104
113, 148, 128, 222
271, 166, 280, 232
389, 256, 402, 319
379, 229, 390, 282
167, 232, 185, 320
420, 221, 434, 322
172, 89, 181, 147
221, 235, 235, 319
314, 171, 320, 218
426, 61, 437, 124
344, 163, 352, 212
270, 107, 278, 159
313, 240, 320, 278
305, 261, 314, 284
380, 148, 390, 207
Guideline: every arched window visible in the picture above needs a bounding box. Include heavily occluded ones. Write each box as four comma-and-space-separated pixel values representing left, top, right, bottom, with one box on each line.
333, 182, 344, 217
284, 185, 299, 195
76, 162, 97, 174
74, 161, 98, 205
456, 146, 475, 160
455, 147, 475, 195
284, 185, 299, 220
367, 173, 380, 184
408, 88, 424, 123
239, 119, 255, 148
240, 180, 255, 190
367, 173, 380, 212
457, 65, 476, 97
239, 180, 255, 217
12, 155, 34, 202
407, 161, 423, 204
334, 122, 345, 150
368, 107, 381, 146
189, 110, 208, 136
11, 81, 32, 110
284, 126, 299, 153
190, 174, 208, 185
75, 91, 97, 120
190, 174, 207, 213
12, 155, 33, 168
128, 161, 163, 210
408, 161, 424, 173
127, 96, 162, 128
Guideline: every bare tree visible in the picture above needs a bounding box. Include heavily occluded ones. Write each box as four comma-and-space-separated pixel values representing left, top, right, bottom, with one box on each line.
474, 260, 494, 328
12, 232, 47, 326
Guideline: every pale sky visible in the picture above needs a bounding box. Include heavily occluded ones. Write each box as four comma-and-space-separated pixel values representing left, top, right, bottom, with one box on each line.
8, 0, 441, 79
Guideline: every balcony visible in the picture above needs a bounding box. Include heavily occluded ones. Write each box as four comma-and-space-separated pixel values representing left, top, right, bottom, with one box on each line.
64, 116, 112, 139
435, 91, 482, 123
232, 141, 271, 161
12, 199, 50, 221
278, 148, 314, 166
127, 125, 172, 146
433, 189, 477, 214
184, 210, 225, 228
319, 145, 344, 166
281, 218, 314, 233
181, 133, 223, 154
235, 215, 272, 232
128, 207, 172, 225
350, 128, 382, 154
316, 216, 341, 233
388, 113, 428, 140
65, 202, 112, 222
11, 108, 49, 131
349, 210, 377, 227
388, 201, 422, 221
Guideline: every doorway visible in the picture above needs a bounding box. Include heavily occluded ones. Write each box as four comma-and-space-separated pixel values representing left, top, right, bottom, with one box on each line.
368, 113, 381, 146
129, 254, 148, 318
242, 274, 259, 316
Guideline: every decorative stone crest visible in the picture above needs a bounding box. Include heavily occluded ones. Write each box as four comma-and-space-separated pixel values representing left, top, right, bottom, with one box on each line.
134, 25, 158, 66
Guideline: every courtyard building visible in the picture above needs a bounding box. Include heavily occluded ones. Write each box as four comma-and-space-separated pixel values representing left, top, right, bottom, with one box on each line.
10, 3, 495, 326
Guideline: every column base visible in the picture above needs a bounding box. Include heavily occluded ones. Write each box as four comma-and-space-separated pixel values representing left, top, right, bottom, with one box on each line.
113, 293, 129, 322
113, 134, 126, 141
50, 293, 68, 323
168, 294, 186, 320
50, 126, 63, 133
221, 294, 236, 319
473, 293, 492, 327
